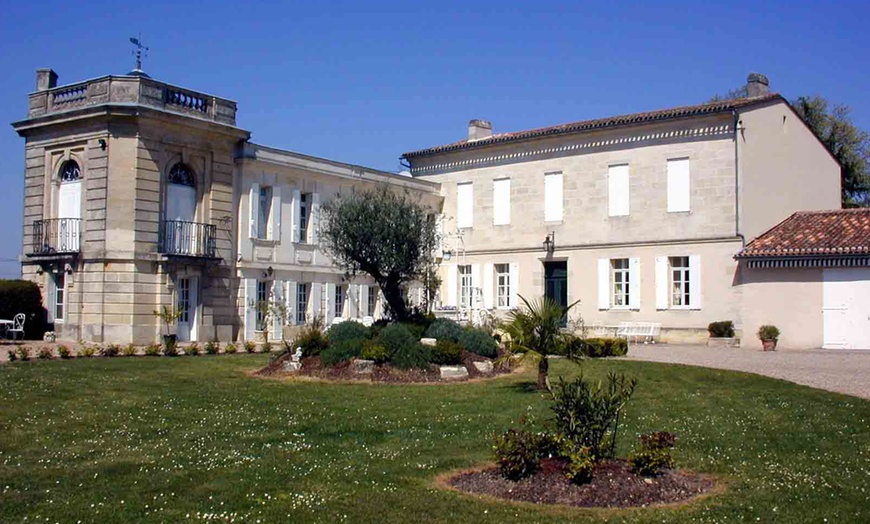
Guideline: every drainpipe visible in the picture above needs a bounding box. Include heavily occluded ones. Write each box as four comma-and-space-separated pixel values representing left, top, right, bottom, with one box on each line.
733, 109, 746, 247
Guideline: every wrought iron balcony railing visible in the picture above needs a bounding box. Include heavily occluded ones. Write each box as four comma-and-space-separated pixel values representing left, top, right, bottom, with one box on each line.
159, 220, 217, 258
30, 218, 81, 255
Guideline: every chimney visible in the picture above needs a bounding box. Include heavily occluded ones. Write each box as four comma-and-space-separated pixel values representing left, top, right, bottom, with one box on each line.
746, 73, 770, 97
36, 69, 58, 91
468, 119, 493, 141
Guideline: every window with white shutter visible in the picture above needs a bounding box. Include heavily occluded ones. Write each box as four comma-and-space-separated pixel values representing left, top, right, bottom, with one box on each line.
258, 186, 272, 239
457, 183, 473, 229
544, 172, 563, 222
495, 263, 511, 308
608, 164, 630, 217
493, 178, 511, 225
667, 158, 690, 213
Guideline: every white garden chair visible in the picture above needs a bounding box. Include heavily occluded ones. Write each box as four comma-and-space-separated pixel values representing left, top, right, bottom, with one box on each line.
8, 313, 25, 340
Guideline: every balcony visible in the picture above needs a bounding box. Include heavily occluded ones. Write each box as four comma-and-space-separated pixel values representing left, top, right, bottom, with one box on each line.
159, 220, 217, 258
30, 218, 81, 256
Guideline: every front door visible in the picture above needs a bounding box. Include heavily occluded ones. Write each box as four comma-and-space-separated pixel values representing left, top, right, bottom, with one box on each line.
544, 261, 568, 326
176, 277, 199, 342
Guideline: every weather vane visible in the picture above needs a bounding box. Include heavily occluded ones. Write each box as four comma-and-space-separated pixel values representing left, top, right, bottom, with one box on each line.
129, 33, 149, 73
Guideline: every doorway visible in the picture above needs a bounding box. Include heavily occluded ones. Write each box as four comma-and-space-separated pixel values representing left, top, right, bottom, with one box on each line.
544, 261, 568, 326
57, 160, 81, 251
176, 276, 199, 342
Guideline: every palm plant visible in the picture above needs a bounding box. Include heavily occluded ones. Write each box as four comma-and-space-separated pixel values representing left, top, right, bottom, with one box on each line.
500, 295, 582, 391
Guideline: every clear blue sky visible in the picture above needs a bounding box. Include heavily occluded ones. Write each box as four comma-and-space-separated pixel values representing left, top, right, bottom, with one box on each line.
2, 0, 869, 277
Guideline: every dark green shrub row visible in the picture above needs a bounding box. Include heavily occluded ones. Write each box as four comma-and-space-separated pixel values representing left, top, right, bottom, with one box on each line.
575, 337, 628, 358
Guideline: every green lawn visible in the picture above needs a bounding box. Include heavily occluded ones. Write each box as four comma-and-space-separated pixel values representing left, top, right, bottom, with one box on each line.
0, 356, 867, 523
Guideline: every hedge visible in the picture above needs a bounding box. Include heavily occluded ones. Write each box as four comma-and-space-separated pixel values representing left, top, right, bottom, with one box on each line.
0, 279, 46, 339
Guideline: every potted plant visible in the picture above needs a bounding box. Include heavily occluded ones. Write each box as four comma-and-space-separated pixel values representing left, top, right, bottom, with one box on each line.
154, 306, 182, 355
757, 325, 780, 351
707, 320, 738, 348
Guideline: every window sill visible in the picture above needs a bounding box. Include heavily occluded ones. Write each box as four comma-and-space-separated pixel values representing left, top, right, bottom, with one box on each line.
667, 210, 691, 215
252, 238, 278, 246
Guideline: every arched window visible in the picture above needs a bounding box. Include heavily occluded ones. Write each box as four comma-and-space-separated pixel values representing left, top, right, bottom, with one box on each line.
59, 160, 81, 182
168, 163, 195, 187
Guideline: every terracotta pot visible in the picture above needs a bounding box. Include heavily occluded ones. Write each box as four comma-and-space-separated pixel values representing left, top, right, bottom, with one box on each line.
761, 339, 777, 351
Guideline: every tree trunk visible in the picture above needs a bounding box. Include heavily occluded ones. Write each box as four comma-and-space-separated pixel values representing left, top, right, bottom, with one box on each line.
380, 280, 410, 322
536, 356, 549, 391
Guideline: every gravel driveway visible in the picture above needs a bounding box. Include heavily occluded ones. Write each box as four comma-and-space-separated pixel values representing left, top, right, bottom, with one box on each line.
621, 344, 870, 400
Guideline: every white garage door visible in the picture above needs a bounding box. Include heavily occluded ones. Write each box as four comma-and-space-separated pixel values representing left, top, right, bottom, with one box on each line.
823, 268, 870, 350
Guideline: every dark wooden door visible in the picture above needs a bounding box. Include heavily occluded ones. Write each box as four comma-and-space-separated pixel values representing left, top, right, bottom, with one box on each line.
544, 261, 568, 326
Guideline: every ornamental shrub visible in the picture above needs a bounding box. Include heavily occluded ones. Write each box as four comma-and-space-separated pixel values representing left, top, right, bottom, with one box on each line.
78, 346, 95, 358
322, 339, 362, 367
492, 429, 547, 481
0, 279, 46, 339
7, 350, 16, 362
205, 340, 220, 355
261, 340, 272, 353
430, 339, 463, 365
377, 323, 430, 369
550, 372, 637, 459
391, 342, 431, 370
57, 345, 71, 359
186, 342, 200, 356
243, 340, 257, 353
100, 344, 120, 358
629, 431, 677, 476
293, 324, 329, 358
121, 343, 137, 357
458, 328, 498, 358
144, 343, 161, 356
224, 342, 238, 354
757, 325, 780, 341
328, 321, 369, 347
377, 323, 417, 358
424, 318, 463, 342
37, 347, 53, 360
359, 340, 388, 364
564, 445, 595, 484
708, 320, 735, 338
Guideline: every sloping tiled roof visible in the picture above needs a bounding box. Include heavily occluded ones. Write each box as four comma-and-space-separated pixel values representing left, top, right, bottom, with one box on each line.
402, 93, 783, 158
737, 209, 870, 258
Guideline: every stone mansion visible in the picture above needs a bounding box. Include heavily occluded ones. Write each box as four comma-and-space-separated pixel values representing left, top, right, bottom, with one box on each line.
14, 68, 870, 350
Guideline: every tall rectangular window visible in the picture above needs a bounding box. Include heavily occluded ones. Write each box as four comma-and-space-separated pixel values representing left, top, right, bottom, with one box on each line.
458, 265, 473, 308
298, 193, 310, 243
493, 178, 511, 225
611, 258, 630, 307
495, 263, 511, 308
334, 285, 345, 319
257, 187, 272, 239
544, 172, 563, 222
670, 256, 691, 306
608, 164, 630, 217
667, 158, 691, 212
53, 272, 65, 321
367, 286, 378, 317
457, 182, 473, 228
296, 283, 309, 324
256, 280, 268, 330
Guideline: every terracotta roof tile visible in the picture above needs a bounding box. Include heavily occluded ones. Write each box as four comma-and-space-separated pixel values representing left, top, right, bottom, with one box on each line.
402, 93, 783, 158
737, 209, 870, 258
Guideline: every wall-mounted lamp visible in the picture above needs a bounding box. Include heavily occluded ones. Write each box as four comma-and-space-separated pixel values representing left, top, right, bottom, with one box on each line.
543, 232, 555, 253
64, 263, 73, 275
442, 250, 453, 261
98, 139, 107, 151
264, 266, 274, 278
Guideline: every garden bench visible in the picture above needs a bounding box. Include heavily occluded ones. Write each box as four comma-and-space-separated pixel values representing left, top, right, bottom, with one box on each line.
616, 321, 661, 344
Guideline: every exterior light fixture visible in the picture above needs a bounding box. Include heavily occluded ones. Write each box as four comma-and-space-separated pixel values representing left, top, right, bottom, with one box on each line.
442, 250, 453, 261
264, 266, 274, 278
543, 232, 555, 253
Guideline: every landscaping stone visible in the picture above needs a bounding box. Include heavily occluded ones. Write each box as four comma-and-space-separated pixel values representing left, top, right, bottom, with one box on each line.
281, 360, 301, 372
352, 359, 375, 374
707, 337, 740, 349
439, 365, 469, 380
420, 338, 437, 346
472, 361, 493, 374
